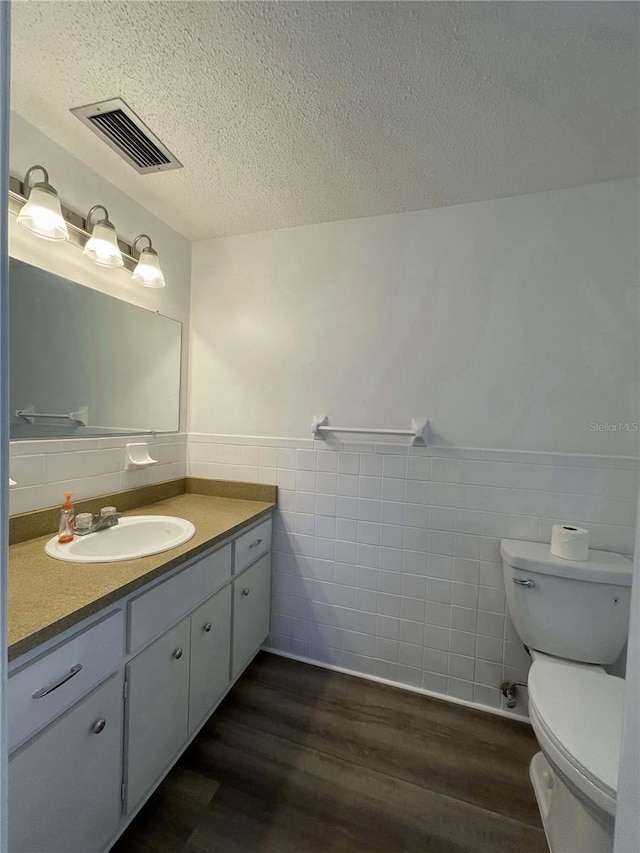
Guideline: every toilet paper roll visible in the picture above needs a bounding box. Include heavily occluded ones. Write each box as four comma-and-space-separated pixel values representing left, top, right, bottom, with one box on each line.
550, 524, 589, 561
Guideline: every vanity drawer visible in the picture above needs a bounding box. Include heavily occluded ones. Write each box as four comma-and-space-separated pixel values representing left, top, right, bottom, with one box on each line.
234, 518, 272, 574
8, 610, 123, 753
128, 544, 231, 654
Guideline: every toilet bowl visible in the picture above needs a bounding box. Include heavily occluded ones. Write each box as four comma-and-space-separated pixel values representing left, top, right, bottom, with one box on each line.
500, 539, 632, 853
527, 654, 624, 853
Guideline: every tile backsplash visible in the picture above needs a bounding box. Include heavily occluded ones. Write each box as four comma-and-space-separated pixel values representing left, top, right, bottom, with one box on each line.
189, 433, 638, 716
9, 434, 187, 516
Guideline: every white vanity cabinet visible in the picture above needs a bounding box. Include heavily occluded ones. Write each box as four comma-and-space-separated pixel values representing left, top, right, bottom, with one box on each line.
127, 544, 232, 655
125, 616, 192, 810
8, 611, 125, 852
9, 674, 124, 853
8, 512, 273, 853
234, 518, 272, 574
232, 553, 272, 680
189, 584, 232, 734
123, 519, 270, 814
8, 610, 124, 753
125, 582, 234, 810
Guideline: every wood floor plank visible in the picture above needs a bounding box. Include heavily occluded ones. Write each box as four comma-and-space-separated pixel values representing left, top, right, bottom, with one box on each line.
207, 652, 541, 826
183, 716, 547, 853
115, 652, 546, 853
111, 766, 219, 853
186, 784, 384, 853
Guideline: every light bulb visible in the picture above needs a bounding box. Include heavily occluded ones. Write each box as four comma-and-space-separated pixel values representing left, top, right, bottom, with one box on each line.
132, 246, 165, 288
17, 183, 69, 241
83, 219, 123, 268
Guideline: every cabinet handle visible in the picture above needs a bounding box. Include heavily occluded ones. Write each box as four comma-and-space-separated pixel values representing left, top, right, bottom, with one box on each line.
204, 623, 212, 633
92, 718, 107, 735
249, 538, 263, 549
32, 663, 83, 698
242, 588, 250, 597
174, 648, 184, 660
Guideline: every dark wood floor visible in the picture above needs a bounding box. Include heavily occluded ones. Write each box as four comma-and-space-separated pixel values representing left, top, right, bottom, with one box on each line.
113, 652, 547, 853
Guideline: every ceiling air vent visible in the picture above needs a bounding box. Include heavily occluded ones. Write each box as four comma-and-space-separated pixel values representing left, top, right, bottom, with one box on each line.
70, 98, 182, 175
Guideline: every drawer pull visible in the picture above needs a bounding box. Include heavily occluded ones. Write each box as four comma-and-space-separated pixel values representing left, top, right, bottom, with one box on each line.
249, 538, 263, 549
174, 648, 184, 660
242, 588, 250, 597
204, 623, 212, 633
92, 718, 107, 735
32, 663, 83, 699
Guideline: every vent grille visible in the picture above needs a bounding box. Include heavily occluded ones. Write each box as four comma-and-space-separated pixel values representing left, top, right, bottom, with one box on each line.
70, 98, 182, 175
88, 110, 170, 170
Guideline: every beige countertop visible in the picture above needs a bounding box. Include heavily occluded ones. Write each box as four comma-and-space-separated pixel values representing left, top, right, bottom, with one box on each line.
9, 493, 275, 662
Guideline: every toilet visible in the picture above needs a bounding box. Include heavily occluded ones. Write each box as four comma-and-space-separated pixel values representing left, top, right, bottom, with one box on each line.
500, 539, 633, 853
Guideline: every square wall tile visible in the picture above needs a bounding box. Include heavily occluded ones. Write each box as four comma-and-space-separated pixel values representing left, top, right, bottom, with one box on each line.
186, 433, 637, 718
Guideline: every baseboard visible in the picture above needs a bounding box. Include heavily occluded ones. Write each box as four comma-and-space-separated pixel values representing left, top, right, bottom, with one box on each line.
263, 646, 531, 724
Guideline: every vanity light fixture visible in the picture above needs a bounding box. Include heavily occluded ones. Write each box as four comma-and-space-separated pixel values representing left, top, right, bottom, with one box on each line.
9, 171, 168, 286
131, 234, 165, 288
82, 205, 124, 268
16, 165, 69, 241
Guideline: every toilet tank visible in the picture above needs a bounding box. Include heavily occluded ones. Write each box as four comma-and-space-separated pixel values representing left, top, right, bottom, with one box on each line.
501, 540, 633, 665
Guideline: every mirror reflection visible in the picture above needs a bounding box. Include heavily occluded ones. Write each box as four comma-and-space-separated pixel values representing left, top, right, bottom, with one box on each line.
10, 258, 181, 438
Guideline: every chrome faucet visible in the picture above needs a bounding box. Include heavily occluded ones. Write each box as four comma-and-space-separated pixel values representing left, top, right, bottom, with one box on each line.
74, 508, 120, 536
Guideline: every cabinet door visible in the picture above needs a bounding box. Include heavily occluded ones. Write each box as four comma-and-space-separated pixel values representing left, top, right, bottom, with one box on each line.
232, 554, 271, 680
9, 674, 123, 853
126, 617, 190, 811
189, 585, 232, 735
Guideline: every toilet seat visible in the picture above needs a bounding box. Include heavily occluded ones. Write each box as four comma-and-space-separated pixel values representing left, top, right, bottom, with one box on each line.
528, 658, 624, 817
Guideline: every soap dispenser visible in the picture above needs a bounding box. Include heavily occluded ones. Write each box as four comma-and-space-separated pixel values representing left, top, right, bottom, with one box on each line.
58, 492, 75, 543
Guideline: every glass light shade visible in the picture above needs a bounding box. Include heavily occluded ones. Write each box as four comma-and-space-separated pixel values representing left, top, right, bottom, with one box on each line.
83, 220, 124, 268
132, 248, 165, 288
16, 183, 69, 241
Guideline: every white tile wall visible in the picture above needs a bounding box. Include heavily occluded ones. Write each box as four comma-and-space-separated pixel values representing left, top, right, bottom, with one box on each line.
189, 433, 639, 715
9, 434, 187, 515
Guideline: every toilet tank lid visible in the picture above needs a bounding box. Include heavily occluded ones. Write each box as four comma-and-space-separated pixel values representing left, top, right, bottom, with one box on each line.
500, 539, 633, 585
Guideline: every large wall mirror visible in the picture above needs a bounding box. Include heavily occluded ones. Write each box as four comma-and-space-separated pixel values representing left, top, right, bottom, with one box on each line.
10, 258, 182, 439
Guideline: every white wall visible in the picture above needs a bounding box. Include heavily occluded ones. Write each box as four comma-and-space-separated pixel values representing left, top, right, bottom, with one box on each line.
8, 114, 191, 511
190, 179, 639, 456
188, 179, 639, 715
9, 112, 192, 431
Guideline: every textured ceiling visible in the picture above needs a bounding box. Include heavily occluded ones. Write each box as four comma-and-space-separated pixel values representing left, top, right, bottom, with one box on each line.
10, 1, 640, 240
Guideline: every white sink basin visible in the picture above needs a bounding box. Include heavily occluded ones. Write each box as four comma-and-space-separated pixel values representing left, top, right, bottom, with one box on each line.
45, 516, 196, 563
